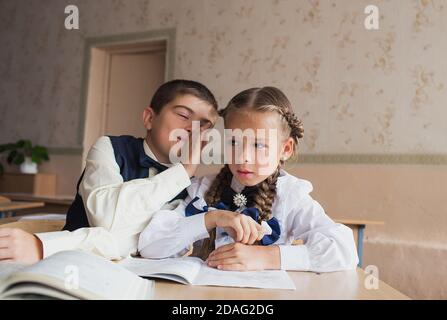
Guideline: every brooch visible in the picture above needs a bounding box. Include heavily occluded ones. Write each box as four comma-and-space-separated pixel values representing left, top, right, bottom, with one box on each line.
233, 193, 247, 210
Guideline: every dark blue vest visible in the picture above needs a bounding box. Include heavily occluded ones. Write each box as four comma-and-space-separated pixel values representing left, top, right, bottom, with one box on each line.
63, 135, 188, 231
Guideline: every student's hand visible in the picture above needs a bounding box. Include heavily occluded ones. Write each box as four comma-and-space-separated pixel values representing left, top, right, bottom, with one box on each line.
206, 243, 281, 271
0, 228, 43, 264
181, 131, 207, 177
204, 210, 264, 245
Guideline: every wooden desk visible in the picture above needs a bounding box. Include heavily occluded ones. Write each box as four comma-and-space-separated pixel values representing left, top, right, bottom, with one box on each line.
0, 217, 408, 300
0, 193, 73, 216
334, 219, 384, 268
153, 268, 409, 300
0, 201, 45, 218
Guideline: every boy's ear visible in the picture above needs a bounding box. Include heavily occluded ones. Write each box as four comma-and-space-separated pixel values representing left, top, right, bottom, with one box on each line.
143, 106, 156, 130
281, 137, 295, 161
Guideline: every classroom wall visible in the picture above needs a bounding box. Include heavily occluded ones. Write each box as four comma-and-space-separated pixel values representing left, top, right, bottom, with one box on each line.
1, 0, 446, 299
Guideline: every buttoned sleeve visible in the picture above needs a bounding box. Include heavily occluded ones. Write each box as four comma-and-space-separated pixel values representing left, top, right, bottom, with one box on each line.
79, 136, 191, 233
278, 183, 359, 272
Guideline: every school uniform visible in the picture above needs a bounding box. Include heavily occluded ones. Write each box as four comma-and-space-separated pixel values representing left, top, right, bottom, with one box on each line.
35, 135, 191, 260
138, 170, 359, 272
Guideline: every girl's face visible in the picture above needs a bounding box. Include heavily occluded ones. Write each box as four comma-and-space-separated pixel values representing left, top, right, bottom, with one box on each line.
224, 110, 294, 186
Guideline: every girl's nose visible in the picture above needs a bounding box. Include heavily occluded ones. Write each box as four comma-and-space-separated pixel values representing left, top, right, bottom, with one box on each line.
239, 143, 253, 164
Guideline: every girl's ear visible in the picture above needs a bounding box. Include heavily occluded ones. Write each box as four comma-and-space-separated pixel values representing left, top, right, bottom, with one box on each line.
280, 137, 295, 161
143, 107, 156, 130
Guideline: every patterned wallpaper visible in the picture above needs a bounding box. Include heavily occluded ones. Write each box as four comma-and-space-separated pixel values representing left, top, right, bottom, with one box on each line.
0, 0, 446, 156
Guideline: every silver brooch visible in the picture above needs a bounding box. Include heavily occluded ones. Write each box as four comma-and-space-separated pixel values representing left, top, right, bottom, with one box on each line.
233, 193, 247, 209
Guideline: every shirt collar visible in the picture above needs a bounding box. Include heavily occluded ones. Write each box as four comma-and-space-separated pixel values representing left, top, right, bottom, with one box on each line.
143, 139, 173, 168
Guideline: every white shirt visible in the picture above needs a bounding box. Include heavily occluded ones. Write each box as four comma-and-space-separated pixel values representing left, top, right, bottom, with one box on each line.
35, 136, 191, 260
138, 170, 359, 272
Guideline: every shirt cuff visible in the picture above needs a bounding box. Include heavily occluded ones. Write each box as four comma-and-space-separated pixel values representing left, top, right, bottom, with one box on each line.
155, 163, 191, 199
278, 245, 311, 271
35, 231, 74, 258
179, 213, 209, 243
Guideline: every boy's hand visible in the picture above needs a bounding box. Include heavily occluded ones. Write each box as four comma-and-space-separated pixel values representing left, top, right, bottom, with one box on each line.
0, 228, 43, 264
181, 130, 207, 177
206, 243, 280, 271
205, 210, 264, 245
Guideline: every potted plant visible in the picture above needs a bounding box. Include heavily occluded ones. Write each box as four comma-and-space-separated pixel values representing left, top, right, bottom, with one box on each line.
0, 139, 50, 175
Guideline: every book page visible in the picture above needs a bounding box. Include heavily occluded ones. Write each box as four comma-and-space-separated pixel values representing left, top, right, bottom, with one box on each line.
195, 264, 296, 290
118, 256, 202, 284
1, 283, 76, 300
119, 256, 296, 290
0, 262, 27, 282
2, 250, 153, 300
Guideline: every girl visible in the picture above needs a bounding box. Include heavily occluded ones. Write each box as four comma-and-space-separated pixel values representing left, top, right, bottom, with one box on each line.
138, 87, 358, 272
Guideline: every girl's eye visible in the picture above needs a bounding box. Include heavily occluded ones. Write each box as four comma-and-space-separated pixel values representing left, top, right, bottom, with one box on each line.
230, 139, 239, 146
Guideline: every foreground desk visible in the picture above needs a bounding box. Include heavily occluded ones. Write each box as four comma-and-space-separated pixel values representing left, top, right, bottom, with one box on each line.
0, 218, 408, 300
154, 268, 409, 300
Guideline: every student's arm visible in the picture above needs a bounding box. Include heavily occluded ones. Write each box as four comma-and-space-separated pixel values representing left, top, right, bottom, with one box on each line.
35, 227, 122, 260
79, 136, 191, 233
137, 175, 263, 259
279, 195, 359, 272
33, 136, 191, 261
137, 198, 210, 259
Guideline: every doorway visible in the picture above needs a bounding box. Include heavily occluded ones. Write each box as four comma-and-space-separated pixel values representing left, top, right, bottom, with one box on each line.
82, 39, 167, 161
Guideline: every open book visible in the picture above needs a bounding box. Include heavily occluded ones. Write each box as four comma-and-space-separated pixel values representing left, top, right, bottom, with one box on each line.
0, 250, 153, 300
118, 256, 296, 290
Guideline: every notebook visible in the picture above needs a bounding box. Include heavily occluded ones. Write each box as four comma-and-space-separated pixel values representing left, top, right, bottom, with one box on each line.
118, 256, 296, 290
0, 250, 153, 300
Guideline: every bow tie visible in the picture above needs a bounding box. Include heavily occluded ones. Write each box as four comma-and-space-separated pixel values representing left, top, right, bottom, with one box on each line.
185, 196, 281, 245
138, 152, 188, 201
138, 154, 169, 173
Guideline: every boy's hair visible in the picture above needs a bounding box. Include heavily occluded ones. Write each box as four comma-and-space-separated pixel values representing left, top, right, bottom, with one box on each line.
150, 79, 218, 113
194, 87, 304, 260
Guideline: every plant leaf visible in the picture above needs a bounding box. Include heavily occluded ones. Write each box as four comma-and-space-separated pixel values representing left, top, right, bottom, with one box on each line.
17, 140, 26, 148
13, 153, 25, 165
23, 140, 32, 151
7, 150, 17, 164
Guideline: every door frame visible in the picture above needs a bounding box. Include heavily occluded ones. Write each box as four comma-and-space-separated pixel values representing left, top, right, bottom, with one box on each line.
54, 29, 175, 156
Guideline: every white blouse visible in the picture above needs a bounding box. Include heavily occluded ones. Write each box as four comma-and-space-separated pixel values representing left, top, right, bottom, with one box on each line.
138, 170, 359, 272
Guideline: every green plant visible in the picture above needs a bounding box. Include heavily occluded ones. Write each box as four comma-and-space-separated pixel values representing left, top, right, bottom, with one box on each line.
0, 139, 49, 175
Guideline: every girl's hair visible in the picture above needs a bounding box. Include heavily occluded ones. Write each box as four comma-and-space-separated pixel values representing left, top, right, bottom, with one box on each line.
194, 87, 304, 260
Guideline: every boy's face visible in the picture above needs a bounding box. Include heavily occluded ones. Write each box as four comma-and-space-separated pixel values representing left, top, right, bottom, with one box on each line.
143, 94, 218, 163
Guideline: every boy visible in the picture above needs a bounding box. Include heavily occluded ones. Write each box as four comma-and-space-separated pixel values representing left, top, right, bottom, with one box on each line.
0, 80, 219, 264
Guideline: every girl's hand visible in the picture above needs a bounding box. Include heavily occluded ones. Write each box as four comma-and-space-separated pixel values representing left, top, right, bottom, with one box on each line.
206, 242, 281, 271
204, 210, 264, 245
0, 228, 43, 264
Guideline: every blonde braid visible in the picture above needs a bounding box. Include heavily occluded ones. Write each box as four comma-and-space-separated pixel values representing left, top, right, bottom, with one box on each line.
253, 166, 281, 221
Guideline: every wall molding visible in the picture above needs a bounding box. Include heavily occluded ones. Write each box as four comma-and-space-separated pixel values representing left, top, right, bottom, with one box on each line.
292, 153, 447, 165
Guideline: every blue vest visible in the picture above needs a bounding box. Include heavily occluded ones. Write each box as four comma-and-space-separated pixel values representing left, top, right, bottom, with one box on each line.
63, 135, 188, 231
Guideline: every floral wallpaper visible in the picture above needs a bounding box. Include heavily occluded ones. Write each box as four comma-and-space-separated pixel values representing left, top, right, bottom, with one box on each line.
0, 0, 446, 155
